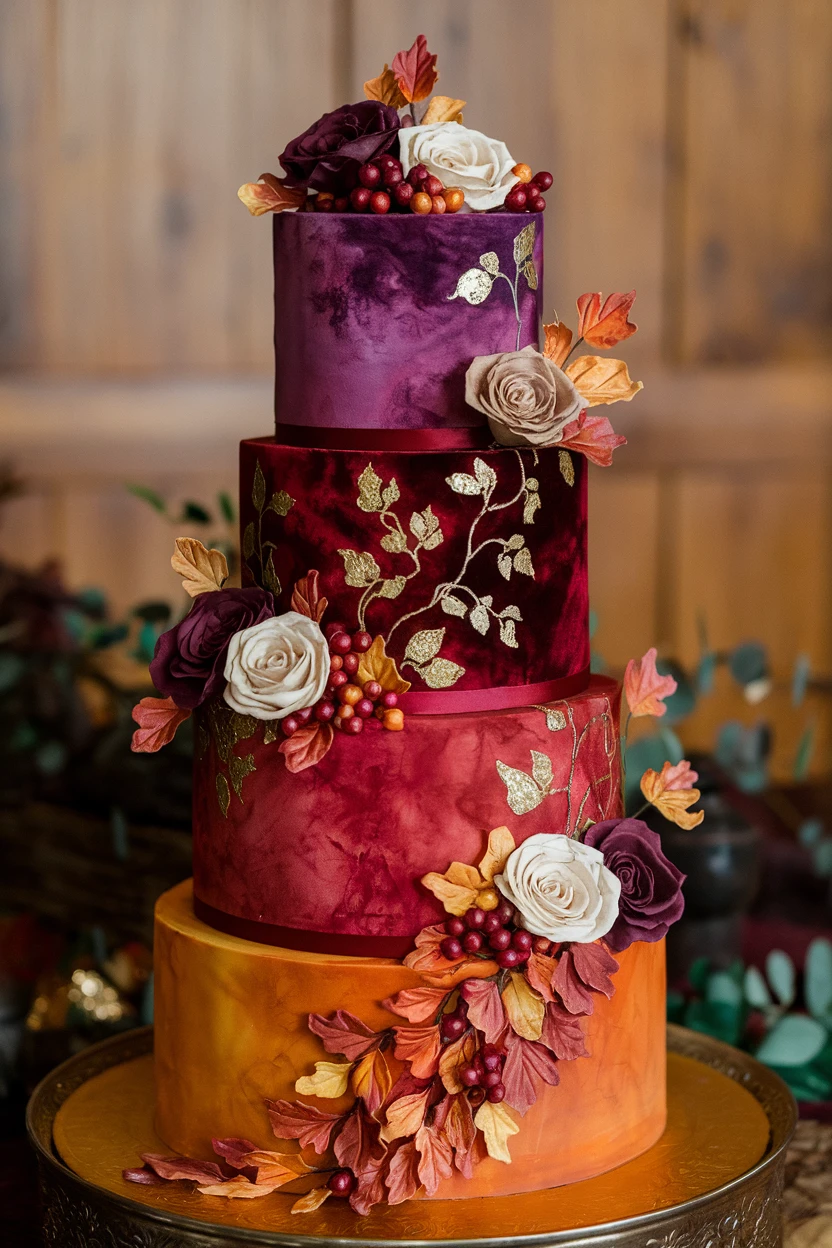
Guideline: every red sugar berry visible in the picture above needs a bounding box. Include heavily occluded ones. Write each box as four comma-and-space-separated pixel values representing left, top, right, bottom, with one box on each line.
329, 670, 348, 692
384, 167, 404, 190
342, 652, 360, 676
481, 1069, 502, 1090
380, 691, 399, 710
344, 715, 364, 735
370, 190, 391, 215
354, 697, 375, 719
282, 715, 300, 737
512, 931, 533, 953
454, 999, 468, 1021
351, 631, 373, 653
441, 1014, 466, 1042
482, 912, 503, 935
315, 700, 335, 722
294, 707, 313, 726
393, 182, 414, 208
466, 908, 486, 930
505, 186, 527, 212
410, 191, 432, 215
440, 936, 463, 961
528, 196, 546, 213
534, 170, 553, 191
338, 684, 363, 706
460, 1065, 480, 1088
462, 931, 483, 954
327, 1169, 355, 1197
314, 196, 334, 214
488, 928, 512, 952
496, 949, 521, 969
487, 1083, 506, 1104
482, 1051, 502, 1073
349, 186, 372, 213
358, 163, 382, 188
496, 900, 515, 925
407, 163, 429, 187
424, 174, 444, 197
363, 680, 383, 701
325, 622, 347, 640
445, 917, 466, 937
333, 196, 350, 213
329, 632, 352, 655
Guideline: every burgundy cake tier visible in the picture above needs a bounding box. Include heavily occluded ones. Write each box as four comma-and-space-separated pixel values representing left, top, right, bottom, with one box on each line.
272, 212, 543, 443
240, 437, 589, 707
192, 677, 621, 954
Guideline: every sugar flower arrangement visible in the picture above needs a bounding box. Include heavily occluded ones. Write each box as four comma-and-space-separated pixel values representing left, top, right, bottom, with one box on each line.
238, 35, 552, 219
126, 647, 696, 1213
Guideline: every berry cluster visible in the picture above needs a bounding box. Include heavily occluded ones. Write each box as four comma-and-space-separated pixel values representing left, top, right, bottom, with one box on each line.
439, 899, 550, 970
310, 156, 465, 217
282, 623, 404, 738
503, 162, 553, 214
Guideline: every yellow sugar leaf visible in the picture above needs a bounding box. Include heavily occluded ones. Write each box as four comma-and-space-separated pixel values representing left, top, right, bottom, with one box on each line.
294, 1060, 351, 1099
171, 537, 228, 597
565, 356, 643, 407
197, 1177, 287, 1198
420, 871, 479, 917
422, 95, 466, 124
542, 320, 573, 367
641, 774, 705, 830
351, 1048, 392, 1115
478, 826, 517, 885
474, 1099, 519, 1163
355, 635, 411, 695
291, 1186, 332, 1214
439, 1031, 477, 1094
501, 972, 545, 1041
364, 64, 407, 108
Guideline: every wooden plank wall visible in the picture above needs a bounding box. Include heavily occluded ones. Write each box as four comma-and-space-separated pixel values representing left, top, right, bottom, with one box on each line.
1, 0, 831, 779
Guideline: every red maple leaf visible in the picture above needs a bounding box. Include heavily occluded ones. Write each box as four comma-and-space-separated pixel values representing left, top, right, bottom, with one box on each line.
502, 1033, 560, 1115
571, 942, 619, 997
278, 722, 333, 773
137, 1153, 226, 1184
391, 34, 438, 103
264, 1098, 343, 1154
460, 978, 506, 1043
538, 1002, 589, 1061
385, 1138, 421, 1205
334, 1107, 388, 1215
307, 1009, 380, 1060
576, 290, 638, 348
291, 570, 327, 622
392, 1023, 441, 1079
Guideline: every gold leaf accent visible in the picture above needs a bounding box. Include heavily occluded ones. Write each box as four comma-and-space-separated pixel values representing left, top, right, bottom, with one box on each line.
216, 773, 230, 818
196, 720, 210, 760
469, 603, 490, 635
440, 594, 468, 618
534, 705, 567, 732
403, 628, 445, 666
242, 522, 255, 560
523, 486, 541, 525
421, 657, 465, 689
171, 538, 228, 598
338, 548, 381, 588
409, 505, 442, 548
499, 604, 522, 620
379, 575, 406, 599
382, 479, 400, 507
267, 490, 295, 517
499, 617, 518, 648
523, 258, 538, 291
513, 222, 535, 265
559, 450, 575, 486
531, 750, 554, 790
263, 722, 279, 744
496, 759, 549, 815
513, 547, 535, 578
357, 464, 384, 512
252, 461, 266, 512
497, 553, 512, 581
447, 268, 494, 305
208, 703, 257, 764
263, 550, 281, 596
228, 752, 256, 799
479, 251, 500, 275
380, 531, 408, 553
445, 472, 481, 496
473, 457, 497, 500
505, 534, 525, 551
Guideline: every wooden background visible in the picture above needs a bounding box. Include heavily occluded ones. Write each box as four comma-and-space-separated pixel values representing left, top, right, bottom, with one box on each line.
1, 0, 831, 777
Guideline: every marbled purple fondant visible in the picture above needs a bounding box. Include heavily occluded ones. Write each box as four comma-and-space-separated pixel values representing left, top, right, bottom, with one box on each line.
273, 212, 544, 432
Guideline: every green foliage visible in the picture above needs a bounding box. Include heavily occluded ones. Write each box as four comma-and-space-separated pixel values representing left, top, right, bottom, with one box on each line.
218, 490, 236, 525
793, 723, 816, 782
180, 500, 212, 525
766, 950, 796, 1007
756, 1015, 827, 1067
792, 654, 811, 707
728, 641, 768, 688
127, 484, 167, 513
805, 939, 832, 1024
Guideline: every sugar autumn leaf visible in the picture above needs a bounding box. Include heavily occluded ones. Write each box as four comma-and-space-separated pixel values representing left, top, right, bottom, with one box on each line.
624, 647, 678, 718
212, 1138, 310, 1179
641, 767, 704, 829
438, 1030, 477, 1093
542, 319, 573, 367
294, 1060, 351, 1099
171, 537, 228, 597
264, 1098, 344, 1154
291, 570, 327, 622
131, 696, 190, 753
238, 173, 306, 217
385, 1138, 421, 1204
291, 1186, 332, 1214
363, 64, 407, 108
539, 1002, 589, 1060
558, 412, 627, 468
356, 635, 411, 696
502, 1032, 560, 1115
565, 355, 643, 407
307, 1009, 380, 1060
392, 34, 439, 103
474, 1099, 519, 1163
351, 1048, 393, 1117
279, 722, 334, 773
576, 290, 638, 349
501, 971, 545, 1041
382, 984, 449, 1024
414, 1121, 454, 1195
197, 1176, 289, 1198
439, 1092, 480, 1178
403, 925, 500, 988
422, 95, 465, 124
460, 978, 506, 1043
393, 1023, 442, 1079
421, 825, 516, 916
138, 1153, 225, 1184
380, 1087, 432, 1144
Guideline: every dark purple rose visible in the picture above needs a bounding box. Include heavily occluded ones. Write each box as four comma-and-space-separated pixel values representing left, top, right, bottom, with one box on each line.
279, 101, 400, 193
150, 588, 274, 711
583, 818, 685, 953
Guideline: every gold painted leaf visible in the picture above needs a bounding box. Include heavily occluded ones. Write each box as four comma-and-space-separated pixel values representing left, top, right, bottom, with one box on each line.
421, 657, 465, 689
338, 548, 380, 588
263, 722, 279, 744
440, 594, 467, 618
228, 752, 256, 799
496, 761, 547, 816
531, 750, 553, 791
479, 251, 500, 275
447, 268, 493, 306
513, 547, 535, 577
473, 458, 497, 499
513, 222, 536, 265
505, 533, 525, 551
267, 489, 295, 517
382, 479, 400, 507
499, 617, 518, 648
252, 461, 266, 512
171, 538, 228, 598
242, 522, 255, 560
523, 487, 541, 525
357, 464, 384, 512
363, 64, 407, 108
446, 472, 481, 496
263, 550, 281, 596
565, 355, 644, 407
295, 1060, 351, 1099
422, 94, 466, 124
469, 603, 490, 635
216, 773, 230, 818
542, 708, 566, 731
497, 553, 513, 581
474, 1099, 519, 1163
410, 505, 441, 544
502, 972, 545, 1040
355, 635, 411, 695
559, 450, 575, 486
291, 1186, 332, 1214
380, 531, 408, 553
499, 604, 522, 620
379, 576, 406, 600
523, 258, 538, 291
404, 628, 445, 666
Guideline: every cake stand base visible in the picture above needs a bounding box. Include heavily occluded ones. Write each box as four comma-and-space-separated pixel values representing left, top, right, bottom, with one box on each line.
28, 1024, 795, 1247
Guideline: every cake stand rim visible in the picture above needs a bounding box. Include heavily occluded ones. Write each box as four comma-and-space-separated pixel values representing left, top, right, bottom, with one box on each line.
27, 1022, 797, 1247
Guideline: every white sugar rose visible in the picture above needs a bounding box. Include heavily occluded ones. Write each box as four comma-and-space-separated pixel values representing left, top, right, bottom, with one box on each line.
466, 345, 585, 448
398, 122, 517, 211
494, 833, 621, 944
223, 611, 329, 720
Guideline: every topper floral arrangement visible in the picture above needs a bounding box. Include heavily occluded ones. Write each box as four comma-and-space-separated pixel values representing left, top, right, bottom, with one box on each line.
238, 34, 551, 220
125, 652, 697, 1214
130, 539, 411, 779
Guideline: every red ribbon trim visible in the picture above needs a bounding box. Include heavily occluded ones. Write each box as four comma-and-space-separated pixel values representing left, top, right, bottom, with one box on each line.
399, 666, 591, 715
274, 422, 491, 453
194, 897, 414, 960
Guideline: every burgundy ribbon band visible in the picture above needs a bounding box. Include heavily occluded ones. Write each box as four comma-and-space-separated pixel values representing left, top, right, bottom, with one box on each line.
274, 422, 491, 453
399, 666, 591, 715
194, 897, 414, 960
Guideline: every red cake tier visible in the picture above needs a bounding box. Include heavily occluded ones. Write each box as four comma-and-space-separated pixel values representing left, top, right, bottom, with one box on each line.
240, 438, 589, 710
272, 213, 543, 445
192, 677, 622, 955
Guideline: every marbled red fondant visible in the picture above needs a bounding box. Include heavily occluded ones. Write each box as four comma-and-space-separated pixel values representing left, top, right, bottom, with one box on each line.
240, 438, 589, 698
192, 677, 622, 947
273, 212, 543, 434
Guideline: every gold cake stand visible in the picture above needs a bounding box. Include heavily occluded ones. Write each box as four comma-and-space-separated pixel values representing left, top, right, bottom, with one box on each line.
27, 1024, 795, 1247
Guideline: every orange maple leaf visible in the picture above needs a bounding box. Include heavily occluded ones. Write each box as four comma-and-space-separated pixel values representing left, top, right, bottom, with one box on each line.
355, 635, 411, 695
558, 412, 627, 467
576, 291, 638, 349
364, 64, 407, 108
290, 570, 327, 622
640, 761, 704, 829
131, 697, 190, 753
238, 173, 306, 217
392, 34, 438, 103
278, 723, 333, 773
392, 1023, 442, 1079
421, 826, 515, 916
624, 647, 677, 718
542, 319, 573, 367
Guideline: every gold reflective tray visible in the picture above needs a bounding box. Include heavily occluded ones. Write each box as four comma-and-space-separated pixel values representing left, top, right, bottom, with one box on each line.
28, 1024, 795, 1247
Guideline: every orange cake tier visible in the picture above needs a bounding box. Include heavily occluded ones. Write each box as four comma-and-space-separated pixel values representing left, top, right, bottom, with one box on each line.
154, 880, 668, 1201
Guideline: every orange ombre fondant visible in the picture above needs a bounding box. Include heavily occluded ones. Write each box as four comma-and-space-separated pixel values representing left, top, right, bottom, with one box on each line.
154, 881, 667, 1200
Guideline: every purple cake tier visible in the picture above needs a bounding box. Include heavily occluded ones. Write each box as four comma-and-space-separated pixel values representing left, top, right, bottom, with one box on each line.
273, 212, 543, 443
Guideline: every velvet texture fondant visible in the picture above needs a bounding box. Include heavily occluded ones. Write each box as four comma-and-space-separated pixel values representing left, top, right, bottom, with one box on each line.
273, 213, 543, 435
239, 438, 589, 702
154, 881, 667, 1200
192, 677, 621, 949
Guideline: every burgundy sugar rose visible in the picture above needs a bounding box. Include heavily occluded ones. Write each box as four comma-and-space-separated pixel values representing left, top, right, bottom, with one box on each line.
582, 817, 685, 953
150, 588, 275, 711
279, 101, 401, 193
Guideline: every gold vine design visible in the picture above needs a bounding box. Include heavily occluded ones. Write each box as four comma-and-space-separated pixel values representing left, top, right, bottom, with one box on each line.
448, 220, 538, 351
